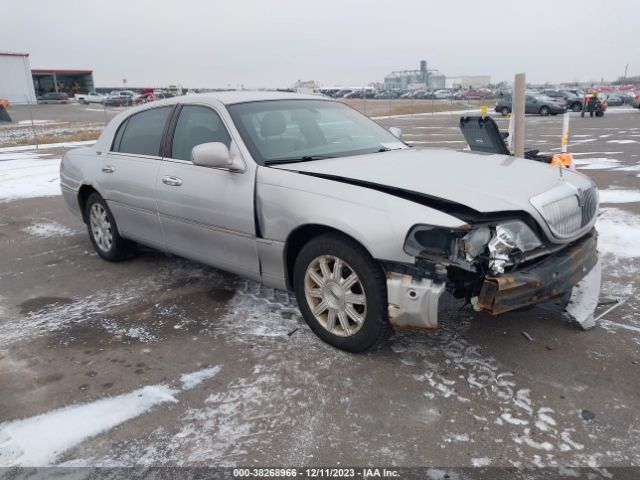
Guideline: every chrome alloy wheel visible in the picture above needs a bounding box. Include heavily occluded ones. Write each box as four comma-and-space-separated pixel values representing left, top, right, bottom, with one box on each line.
304, 255, 367, 337
89, 203, 113, 252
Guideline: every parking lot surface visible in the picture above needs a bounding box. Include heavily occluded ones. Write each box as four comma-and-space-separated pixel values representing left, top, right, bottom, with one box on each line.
0, 106, 639, 472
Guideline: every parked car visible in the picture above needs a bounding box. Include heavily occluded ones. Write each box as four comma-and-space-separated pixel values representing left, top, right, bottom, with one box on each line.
495, 94, 567, 116
617, 91, 636, 105
75, 92, 105, 104
37, 92, 69, 104
60, 92, 601, 352
104, 91, 136, 107
460, 90, 493, 100
541, 91, 584, 112
632, 94, 640, 109
374, 90, 400, 100
603, 94, 623, 107
335, 89, 353, 98
432, 89, 451, 99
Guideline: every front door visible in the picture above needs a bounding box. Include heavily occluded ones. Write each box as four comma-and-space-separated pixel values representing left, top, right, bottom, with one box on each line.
155, 104, 259, 279
97, 105, 172, 249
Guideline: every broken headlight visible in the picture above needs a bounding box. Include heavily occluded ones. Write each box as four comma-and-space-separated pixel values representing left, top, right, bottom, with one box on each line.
404, 220, 542, 274
404, 225, 470, 262
487, 221, 542, 274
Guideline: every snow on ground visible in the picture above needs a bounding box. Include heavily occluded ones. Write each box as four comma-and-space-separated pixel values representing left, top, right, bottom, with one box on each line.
0, 366, 221, 467
569, 151, 623, 156
0, 155, 61, 202
607, 139, 638, 144
406, 140, 466, 144
180, 366, 223, 390
573, 158, 621, 170
372, 108, 484, 120
22, 220, 76, 237
596, 208, 640, 260
0, 140, 95, 153
16, 120, 63, 126
598, 189, 640, 204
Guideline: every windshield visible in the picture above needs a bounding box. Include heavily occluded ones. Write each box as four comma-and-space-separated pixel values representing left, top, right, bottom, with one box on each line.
227, 100, 406, 165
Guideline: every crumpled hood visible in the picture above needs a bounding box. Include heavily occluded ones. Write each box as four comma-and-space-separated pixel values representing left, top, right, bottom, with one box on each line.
272, 147, 594, 215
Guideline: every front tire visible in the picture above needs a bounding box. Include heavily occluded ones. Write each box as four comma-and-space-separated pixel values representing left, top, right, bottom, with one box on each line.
85, 192, 136, 261
293, 233, 389, 353
500, 106, 510, 116
539, 106, 550, 116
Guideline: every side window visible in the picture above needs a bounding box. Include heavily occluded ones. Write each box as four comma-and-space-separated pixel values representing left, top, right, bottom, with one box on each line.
116, 107, 171, 156
171, 106, 231, 161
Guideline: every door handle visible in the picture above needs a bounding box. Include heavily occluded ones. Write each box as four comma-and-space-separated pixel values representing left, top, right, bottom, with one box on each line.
162, 175, 183, 187
102, 165, 115, 173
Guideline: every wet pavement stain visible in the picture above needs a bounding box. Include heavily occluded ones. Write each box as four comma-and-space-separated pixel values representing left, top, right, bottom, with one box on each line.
43, 282, 238, 348
34, 373, 64, 386
19, 296, 73, 315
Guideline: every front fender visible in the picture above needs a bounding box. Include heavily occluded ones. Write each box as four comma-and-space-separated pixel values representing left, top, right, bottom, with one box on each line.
256, 167, 466, 263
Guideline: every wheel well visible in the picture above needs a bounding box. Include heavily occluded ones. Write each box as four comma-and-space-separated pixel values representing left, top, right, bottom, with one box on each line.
283, 225, 370, 290
78, 185, 97, 222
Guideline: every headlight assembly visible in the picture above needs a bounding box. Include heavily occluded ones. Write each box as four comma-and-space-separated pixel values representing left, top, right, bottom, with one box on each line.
487, 221, 542, 274
405, 220, 543, 274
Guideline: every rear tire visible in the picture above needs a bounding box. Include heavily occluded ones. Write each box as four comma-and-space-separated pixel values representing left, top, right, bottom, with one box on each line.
293, 233, 389, 353
571, 102, 582, 112
85, 192, 136, 262
500, 107, 510, 116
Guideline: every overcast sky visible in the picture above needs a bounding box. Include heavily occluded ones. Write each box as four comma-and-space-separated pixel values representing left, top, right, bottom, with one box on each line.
3, 0, 638, 88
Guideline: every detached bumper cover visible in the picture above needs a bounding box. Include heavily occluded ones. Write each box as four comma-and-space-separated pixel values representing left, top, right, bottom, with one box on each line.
477, 230, 598, 315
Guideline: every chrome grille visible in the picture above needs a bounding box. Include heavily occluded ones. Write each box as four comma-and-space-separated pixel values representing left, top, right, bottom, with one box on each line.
535, 185, 599, 238
581, 186, 598, 227
542, 195, 582, 236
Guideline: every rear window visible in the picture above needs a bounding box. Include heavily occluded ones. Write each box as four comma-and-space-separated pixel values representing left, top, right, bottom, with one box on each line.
114, 107, 171, 156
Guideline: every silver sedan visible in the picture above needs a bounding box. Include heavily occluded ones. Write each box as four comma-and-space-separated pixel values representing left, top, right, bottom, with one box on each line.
61, 91, 601, 352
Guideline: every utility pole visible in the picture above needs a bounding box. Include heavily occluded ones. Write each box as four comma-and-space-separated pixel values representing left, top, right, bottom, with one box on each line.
624, 64, 628, 82
512, 73, 526, 158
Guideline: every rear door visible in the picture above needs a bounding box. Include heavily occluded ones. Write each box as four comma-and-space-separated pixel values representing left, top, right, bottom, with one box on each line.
97, 105, 173, 249
155, 104, 259, 279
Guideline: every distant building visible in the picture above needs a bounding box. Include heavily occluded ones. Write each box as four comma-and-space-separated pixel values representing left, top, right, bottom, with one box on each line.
0, 51, 37, 103
384, 60, 429, 90
0, 51, 96, 103
292, 80, 319, 94
32, 69, 95, 97
446, 75, 491, 89
427, 70, 446, 89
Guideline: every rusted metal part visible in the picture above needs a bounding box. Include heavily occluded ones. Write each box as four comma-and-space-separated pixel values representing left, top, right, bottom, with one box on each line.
477, 230, 598, 315
390, 323, 438, 333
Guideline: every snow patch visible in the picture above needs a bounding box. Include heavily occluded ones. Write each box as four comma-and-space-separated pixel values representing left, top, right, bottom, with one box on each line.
0, 365, 222, 467
607, 139, 638, 144
0, 385, 179, 466
471, 457, 491, 467
572, 158, 620, 170
599, 189, 640, 204
0, 140, 95, 153
443, 433, 470, 443
180, 365, 222, 390
23, 220, 75, 238
0, 156, 62, 202
597, 208, 640, 260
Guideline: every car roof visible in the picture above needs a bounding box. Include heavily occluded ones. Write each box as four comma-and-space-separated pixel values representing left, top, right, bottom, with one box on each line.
165, 90, 329, 106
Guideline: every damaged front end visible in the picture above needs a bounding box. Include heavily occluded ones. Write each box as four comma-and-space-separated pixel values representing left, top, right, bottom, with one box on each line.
385, 221, 601, 332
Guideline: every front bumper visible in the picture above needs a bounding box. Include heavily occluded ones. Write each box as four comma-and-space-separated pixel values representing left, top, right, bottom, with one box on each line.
476, 229, 598, 315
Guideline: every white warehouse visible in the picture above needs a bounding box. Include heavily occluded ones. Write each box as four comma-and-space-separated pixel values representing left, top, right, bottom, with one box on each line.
0, 52, 37, 104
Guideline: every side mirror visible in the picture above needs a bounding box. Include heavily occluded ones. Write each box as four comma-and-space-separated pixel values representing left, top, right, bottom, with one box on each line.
389, 127, 402, 139
192, 142, 242, 171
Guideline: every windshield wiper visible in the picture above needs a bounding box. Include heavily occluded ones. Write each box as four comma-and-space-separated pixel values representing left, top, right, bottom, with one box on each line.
265, 155, 335, 165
